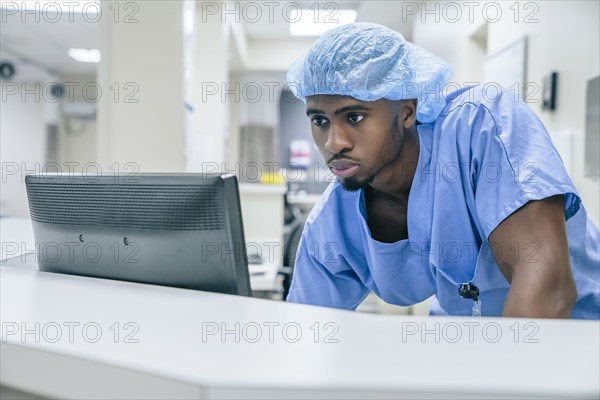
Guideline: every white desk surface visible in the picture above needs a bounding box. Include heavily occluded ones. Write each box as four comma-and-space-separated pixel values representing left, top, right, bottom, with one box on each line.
1, 265, 599, 400
0, 217, 35, 260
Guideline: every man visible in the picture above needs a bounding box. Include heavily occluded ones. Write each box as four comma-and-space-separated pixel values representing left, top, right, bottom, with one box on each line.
285, 22, 599, 318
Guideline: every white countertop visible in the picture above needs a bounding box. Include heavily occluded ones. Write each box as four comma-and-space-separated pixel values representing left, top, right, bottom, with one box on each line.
238, 183, 287, 195
0, 217, 35, 260
1, 265, 599, 399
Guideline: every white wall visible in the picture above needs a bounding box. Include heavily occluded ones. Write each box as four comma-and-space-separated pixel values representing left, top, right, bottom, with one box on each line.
97, 1, 185, 173
413, 1, 600, 226
412, 12, 486, 86
245, 39, 314, 71
0, 83, 47, 217
187, 1, 230, 171
0, 75, 98, 218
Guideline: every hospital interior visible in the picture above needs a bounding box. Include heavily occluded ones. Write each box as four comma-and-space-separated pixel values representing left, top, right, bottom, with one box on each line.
1, 1, 599, 399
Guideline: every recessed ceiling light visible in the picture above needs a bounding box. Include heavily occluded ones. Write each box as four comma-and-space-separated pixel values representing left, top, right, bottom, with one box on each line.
289, 9, 357, 37
68, 48, 101, 63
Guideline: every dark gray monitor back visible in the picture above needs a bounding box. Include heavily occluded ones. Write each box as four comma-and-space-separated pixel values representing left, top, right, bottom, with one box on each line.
25, 173, 252, 296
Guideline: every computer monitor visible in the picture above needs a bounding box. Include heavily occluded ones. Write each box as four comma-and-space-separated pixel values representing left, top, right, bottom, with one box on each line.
24, 173, 252, 296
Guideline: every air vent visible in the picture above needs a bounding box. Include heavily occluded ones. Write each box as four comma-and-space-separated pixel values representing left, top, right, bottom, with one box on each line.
27, 182, 225, 231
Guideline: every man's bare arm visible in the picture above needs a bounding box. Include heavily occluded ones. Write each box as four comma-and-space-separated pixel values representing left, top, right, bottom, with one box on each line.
488, 195, 577, 318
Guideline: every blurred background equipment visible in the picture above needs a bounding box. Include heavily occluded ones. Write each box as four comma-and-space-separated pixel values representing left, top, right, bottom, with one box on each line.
0, 61, 16, 79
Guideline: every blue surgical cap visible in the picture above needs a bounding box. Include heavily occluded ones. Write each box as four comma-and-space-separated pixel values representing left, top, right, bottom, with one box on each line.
287, 22, 454, 123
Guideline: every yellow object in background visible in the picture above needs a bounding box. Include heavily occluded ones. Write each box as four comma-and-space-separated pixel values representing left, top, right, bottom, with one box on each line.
260, 170, 285, 184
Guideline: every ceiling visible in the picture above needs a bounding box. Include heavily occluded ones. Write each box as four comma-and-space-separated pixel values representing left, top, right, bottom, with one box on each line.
0, 6, 99, 81
0, 1, 414, 81
240, 1, 413, 40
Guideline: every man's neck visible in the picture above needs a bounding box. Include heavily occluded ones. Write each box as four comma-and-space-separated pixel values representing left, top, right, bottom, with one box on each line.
367, 125, 420, 203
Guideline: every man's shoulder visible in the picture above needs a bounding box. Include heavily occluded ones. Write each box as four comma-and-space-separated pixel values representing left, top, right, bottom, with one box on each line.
439, 83, 517, 118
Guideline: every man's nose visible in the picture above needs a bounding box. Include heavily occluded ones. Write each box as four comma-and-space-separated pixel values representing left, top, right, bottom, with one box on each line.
324, 124, 352, 155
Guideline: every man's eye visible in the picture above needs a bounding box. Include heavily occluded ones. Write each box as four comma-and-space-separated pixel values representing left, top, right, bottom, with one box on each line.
348, 114, 364, 124
311, 117, 328, 127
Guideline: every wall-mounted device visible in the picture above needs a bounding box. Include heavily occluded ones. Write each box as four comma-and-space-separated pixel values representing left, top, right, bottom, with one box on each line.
542, 71, 558, 111
0, 62, 16, 79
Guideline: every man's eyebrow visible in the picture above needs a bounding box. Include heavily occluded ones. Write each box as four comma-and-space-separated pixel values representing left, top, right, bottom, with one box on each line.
306, 104, 371, 116
334, 105, 372, 115
306, 108, 325, 116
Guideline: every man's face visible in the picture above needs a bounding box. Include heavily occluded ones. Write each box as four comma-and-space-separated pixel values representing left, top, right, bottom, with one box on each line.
306, 95, 405, 191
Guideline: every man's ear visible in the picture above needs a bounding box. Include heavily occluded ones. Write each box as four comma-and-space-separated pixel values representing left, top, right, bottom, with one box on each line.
400, 99, 418, 128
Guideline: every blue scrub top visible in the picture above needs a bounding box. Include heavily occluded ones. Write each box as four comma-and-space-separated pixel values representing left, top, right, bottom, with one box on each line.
286, 84, 600, 319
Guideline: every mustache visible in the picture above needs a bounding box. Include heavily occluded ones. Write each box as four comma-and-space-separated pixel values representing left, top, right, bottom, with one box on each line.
327, 154, 359, 165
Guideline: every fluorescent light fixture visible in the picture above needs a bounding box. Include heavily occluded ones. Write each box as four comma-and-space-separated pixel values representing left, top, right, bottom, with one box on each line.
68, 48, 101, 63
289, 9, 357, 37
183, 8, 195, 36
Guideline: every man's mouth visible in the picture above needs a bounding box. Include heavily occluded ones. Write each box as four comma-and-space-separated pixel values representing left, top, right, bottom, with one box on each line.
329, 162, 360, 178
